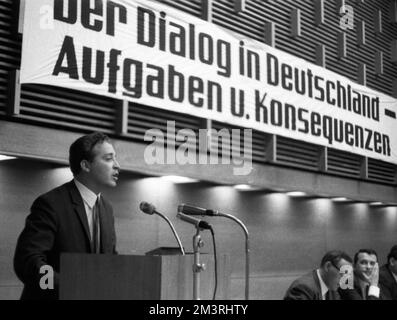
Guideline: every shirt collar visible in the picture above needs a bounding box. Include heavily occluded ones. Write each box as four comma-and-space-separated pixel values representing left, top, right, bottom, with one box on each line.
74, 179, 100, 209
316, 269, 329, 298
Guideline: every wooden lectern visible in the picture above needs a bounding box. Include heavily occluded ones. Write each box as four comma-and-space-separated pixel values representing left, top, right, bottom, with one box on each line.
59, 253, 230, 300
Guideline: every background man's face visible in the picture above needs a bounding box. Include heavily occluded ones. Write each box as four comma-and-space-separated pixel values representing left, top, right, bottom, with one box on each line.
389, 257, 397, 275
325, 258, 352, 291
88, 141, 120, 188
354, 252, 377, 282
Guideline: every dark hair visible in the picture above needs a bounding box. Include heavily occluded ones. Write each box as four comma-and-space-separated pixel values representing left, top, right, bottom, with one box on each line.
353, 249, 378, 264
387, 245, 397, 265
69, 132, 110, 176
320, 250, 353, 267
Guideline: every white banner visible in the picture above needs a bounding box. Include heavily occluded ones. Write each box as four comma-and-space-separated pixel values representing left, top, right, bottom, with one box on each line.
20, 0, 397, 164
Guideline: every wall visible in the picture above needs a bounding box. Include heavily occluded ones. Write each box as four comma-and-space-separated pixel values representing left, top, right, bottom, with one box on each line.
1, 158, 396, 300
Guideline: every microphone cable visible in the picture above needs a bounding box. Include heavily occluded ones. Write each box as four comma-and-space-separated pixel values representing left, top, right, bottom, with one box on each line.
209, 226, 218, 300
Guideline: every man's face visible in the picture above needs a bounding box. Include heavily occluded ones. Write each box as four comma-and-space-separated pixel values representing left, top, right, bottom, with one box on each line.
354, 252, 377, 282
87, 141, 120, 189
325, 258, 352, 291
389, 257, 397, 276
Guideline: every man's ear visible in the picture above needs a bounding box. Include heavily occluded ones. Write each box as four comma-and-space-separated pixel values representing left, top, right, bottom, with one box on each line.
324, 261, 331, 272
80, 160, 91, 173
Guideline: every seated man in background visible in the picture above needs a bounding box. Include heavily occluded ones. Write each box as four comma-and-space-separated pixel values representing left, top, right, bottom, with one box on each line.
284, 250, 353, 300
379, 245, 397, 300
339, 249, 380, 300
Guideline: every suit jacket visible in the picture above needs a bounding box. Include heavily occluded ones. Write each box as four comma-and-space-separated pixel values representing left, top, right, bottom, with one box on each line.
379, 264, 397, 300
14, 180, 117, 300
284, 270, 340, 300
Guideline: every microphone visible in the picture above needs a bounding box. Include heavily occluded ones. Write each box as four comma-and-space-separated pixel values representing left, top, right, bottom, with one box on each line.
176, 212, 212, 230
139, 201, 185, 255
179, 203, 250, 300
178, 204, 219, 216
140, 201, 156, 215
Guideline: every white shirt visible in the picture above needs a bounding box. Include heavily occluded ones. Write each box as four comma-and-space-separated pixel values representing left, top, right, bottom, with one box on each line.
74, 179, 100, 242
316, 269, 329, 300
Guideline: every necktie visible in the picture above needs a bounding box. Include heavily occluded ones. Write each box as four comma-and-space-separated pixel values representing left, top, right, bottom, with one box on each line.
92, 197, 101, 253
363, 285, 369, 300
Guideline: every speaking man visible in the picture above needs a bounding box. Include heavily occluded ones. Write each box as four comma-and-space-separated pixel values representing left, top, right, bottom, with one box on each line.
14, 132, 120, 300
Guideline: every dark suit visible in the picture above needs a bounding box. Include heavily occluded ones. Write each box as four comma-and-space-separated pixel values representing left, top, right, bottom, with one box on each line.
284, 270, 340, 300
14, 180, 117, 300
379, 264, 397, 300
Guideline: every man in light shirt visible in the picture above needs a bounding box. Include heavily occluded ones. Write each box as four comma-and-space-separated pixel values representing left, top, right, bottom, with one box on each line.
14, 132, 120, 300
379, 245, 397, 300
284, 250, 353, 300
339, 249, 381, 300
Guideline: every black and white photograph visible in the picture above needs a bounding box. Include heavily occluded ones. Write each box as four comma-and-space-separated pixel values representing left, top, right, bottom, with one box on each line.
0, 0, 397, 309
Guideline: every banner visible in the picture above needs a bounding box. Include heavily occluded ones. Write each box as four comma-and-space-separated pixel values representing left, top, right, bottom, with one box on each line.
20, 0, 397, 164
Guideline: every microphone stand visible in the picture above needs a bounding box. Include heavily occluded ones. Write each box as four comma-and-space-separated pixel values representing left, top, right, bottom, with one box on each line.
192, 227, 205, 300
155, 210, 185, 255
218, 212, 250, 300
